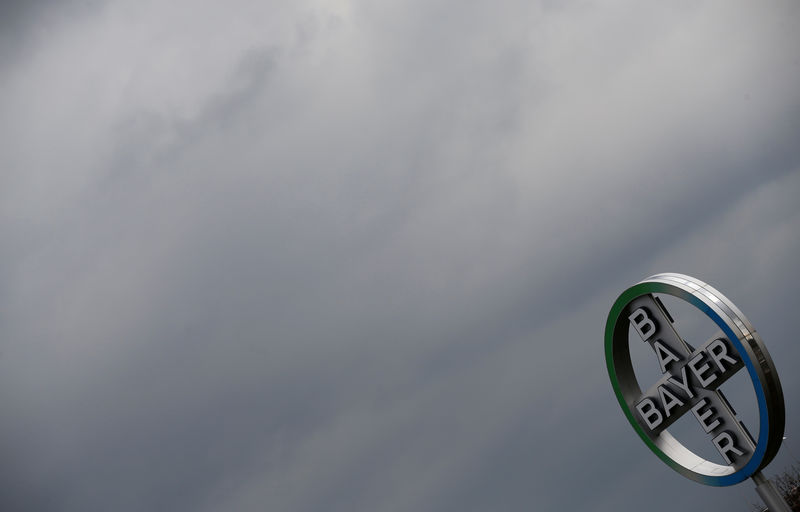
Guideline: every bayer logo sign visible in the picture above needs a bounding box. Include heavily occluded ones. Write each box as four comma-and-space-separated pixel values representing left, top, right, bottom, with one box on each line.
605, 273, 785, 488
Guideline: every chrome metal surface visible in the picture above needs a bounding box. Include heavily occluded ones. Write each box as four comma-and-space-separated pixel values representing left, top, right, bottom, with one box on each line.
606, 273, 785, 486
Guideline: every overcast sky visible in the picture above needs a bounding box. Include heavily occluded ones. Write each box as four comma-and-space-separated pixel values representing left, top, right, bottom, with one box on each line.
1, 1, 799, 511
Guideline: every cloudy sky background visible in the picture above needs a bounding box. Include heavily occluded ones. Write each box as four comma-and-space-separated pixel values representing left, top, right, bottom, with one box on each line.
1, 0, 799, 510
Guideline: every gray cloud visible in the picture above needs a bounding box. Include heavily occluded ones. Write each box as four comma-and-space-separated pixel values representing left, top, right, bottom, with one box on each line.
1, 1, 799, 511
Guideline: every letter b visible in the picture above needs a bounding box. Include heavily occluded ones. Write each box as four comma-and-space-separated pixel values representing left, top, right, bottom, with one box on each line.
636, 398, 663, 430
629, 308, 657, 341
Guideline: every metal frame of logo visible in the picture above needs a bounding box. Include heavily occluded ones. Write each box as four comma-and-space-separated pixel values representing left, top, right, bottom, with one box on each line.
605, 273, 785, 487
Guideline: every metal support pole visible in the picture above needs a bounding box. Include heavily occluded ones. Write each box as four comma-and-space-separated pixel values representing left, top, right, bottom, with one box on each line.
753, 471, 792, 512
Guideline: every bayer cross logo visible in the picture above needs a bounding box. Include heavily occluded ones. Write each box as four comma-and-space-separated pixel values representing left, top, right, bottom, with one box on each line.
627, 293, 752, 467
605, 273, 785, 488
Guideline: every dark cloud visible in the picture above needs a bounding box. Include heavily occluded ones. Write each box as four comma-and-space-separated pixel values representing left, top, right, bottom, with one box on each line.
1, 1, 799, 511
0, 0, 105, 72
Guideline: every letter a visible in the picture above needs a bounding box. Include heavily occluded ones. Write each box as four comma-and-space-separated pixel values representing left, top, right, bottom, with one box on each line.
667, 366, 694, 399
629, 308, 656, 341
653, 340, 680, 373
658, 385, 684, 418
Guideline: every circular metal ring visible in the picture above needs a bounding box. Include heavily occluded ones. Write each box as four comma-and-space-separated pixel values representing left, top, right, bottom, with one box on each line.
605, 273, 784, 486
